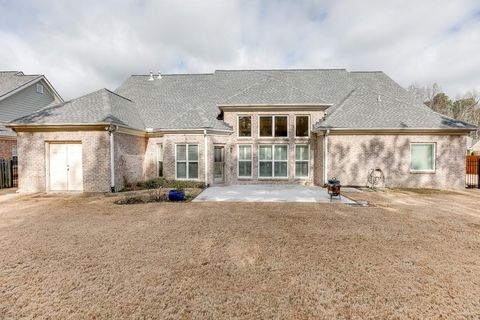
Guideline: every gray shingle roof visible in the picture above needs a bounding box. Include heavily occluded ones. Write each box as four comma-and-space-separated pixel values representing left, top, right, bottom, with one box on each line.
10, 69, 477, 131
316, 86, 475, 129
219, 76, 327, 105
11, 89, 145, 130
0, 71, 42, 99
0, 125, 16, 137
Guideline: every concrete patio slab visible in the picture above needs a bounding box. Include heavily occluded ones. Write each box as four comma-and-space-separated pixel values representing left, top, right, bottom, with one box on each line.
193, 184, 356, 203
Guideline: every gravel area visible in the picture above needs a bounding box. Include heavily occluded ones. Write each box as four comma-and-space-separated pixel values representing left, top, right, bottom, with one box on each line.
0, 190, 479, 319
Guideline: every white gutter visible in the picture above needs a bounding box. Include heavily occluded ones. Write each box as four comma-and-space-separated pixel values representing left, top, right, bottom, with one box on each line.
108, 124, 117, 192
204, 129, 208, 186
323, 129, 330, 185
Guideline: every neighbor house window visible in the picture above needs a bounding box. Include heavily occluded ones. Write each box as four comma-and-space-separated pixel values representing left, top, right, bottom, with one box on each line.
238, 145, 252, 178
238, 116, 252, 137
410, 143, 435, 172
259, 144, 288, 178
295, 115, 310, 137
36, 83, 44, 94
156, 143, 163, 177
295, 145, 309, 177
259, 116, 288, 137
176, 144, 199, 179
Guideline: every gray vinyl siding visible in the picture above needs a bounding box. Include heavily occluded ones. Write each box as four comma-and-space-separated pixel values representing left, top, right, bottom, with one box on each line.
0, 80, 55, 123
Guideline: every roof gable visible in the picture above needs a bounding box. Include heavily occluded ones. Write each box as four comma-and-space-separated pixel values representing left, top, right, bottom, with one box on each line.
10, 89, 144, 130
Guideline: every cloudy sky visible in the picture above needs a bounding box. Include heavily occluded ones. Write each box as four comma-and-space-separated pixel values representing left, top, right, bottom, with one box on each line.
1, 0, 479, 99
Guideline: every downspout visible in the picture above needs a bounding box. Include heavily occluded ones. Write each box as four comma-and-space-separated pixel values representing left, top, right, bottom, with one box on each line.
203, 129, 208, 186
108, 124, 117, 192
323, 129, 330, 185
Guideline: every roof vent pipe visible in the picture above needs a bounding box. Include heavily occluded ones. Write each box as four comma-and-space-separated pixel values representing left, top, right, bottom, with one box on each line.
157, 71, 162, 79
148, 71, 154, 81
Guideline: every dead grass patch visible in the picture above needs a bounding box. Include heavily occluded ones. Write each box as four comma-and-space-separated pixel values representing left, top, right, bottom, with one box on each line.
0, 191, 479, 318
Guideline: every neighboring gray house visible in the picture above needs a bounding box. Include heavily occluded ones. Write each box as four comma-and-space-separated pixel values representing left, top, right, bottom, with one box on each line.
8, 69, 476, 192
0, 71, 63, 159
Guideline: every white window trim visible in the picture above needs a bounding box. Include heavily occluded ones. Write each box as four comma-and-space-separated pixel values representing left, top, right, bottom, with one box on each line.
295, 144, 310, 178
175, 144, 199, 180
237, 144, 253, 179
237, 115, 252, 139
294, 115, 310, 138
156, 143, 163, 177
258, 115, 289, 138
410, 142, 436, 173
36, 83, 44, 94
258, 144, 289, 179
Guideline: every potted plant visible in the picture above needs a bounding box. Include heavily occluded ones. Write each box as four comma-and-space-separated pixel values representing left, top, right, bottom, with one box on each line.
168, 185, 185, 201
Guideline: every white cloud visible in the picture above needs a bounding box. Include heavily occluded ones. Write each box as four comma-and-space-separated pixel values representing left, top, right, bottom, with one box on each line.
0, 0, 479, 99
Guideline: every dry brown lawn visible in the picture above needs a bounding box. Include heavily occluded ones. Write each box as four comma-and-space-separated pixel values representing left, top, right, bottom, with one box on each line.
1, 189, 480, 319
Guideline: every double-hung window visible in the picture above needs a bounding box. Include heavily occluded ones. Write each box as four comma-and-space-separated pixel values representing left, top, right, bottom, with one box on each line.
156, 143, 163, 177
176, 144, 199, 179
410, 143, 435, 172
238, 116, 252, 137
238, 145, 252, 178
295, 145, 309, 177
259, 144, 288, 178
259, 116, 288, 137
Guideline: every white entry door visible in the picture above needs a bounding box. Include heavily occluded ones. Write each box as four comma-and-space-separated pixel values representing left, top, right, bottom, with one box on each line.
49, 143, 83, 191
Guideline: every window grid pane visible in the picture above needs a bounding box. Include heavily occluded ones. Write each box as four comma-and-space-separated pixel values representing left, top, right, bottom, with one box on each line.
188, 145, 198, 161
188, 162, 199, 179
295, 145, 309, 161
259, 145, 272, 160
274, 116, 288, 137
176, 145, 186, 161
177, 163, 187, 179
295, 162, 308, 177
274, 162, 288, 177
259, 116, 273, 136
238, 116, 252, 137
295, 116, 309, 137
259, 162, 272, 177
274, 145, 287, 160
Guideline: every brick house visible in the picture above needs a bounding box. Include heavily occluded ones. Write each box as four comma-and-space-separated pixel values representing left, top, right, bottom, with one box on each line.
0, 71, 63, 159
8, 69, 476, 192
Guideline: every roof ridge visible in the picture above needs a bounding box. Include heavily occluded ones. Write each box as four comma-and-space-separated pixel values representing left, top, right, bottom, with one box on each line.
350, 71, 383, 74
101, 90, 113, 119
130, 73, 214, 77
324, 87, 360, 119
103, 88, 133, 102
215, 68, 347, 72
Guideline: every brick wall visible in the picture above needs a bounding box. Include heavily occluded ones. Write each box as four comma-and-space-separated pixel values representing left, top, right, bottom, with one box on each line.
16, 131, 111, 193
326, 134, 467, 189
0, 138, 16, 159
114, 132, 146, 190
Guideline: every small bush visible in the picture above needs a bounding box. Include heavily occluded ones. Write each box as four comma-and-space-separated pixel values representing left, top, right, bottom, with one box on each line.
115, 195, 146, 205
143, 177, 166, 189
140, 178, 205, 190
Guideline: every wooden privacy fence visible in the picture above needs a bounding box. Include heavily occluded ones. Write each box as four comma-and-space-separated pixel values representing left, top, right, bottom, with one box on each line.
0, 158, 18, 189
466, 155, 480, 188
